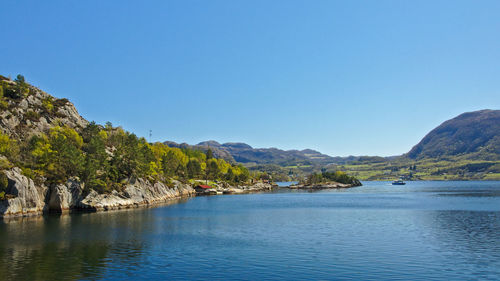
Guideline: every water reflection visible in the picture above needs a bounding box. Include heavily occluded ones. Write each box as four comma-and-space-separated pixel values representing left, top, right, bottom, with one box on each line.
0, 198, 190, 280
0, 183, 499, 280
0, 215, 110, 280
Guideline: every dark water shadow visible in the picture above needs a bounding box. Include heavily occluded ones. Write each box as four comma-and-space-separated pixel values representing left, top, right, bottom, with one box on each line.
0, 198, 192, 280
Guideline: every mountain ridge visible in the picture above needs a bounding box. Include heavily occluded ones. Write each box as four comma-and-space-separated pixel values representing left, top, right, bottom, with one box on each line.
407, 109, 500, 160
163, 140, 338, 166
342, 109, 500, 180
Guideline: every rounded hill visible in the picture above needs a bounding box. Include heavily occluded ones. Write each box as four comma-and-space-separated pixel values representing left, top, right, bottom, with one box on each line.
407, 109, 500, 159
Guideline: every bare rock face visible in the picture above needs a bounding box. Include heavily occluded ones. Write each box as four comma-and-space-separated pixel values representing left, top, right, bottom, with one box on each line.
0, 168, 48, 217
246, 182, 273, 191
214, 182, 273, 195
48, 178, 85, 212
77, 179, 196, 211
0, 168, 274, 217
176, 181, 196, 197
55, 102, 88, 129
0, 169, 196, 217
0, 83, 88, 141
45, 177, 196, 213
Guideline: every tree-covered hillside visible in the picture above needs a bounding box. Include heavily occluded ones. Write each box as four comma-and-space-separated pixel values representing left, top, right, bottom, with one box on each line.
0, 75, 255, 199
164, 109, 500, 181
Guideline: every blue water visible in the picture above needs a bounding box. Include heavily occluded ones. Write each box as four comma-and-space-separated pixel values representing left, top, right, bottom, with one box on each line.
275, 181, 298, 187
1, 181, 500, 280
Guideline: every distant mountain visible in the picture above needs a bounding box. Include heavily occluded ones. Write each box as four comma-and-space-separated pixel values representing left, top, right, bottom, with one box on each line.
164, 140, 235, 162
407, 109, 500, 160
164, 140, 338, 166
340, 109, 500, 180
166, 109, 500, 170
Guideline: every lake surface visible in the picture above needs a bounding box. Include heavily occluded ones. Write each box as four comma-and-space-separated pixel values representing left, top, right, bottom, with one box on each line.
1, 181, 500, 280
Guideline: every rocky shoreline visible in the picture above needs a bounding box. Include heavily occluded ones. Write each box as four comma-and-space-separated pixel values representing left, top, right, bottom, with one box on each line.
0, 167, 273, 218
194, 182, 273, 196
289, 182, 361, 190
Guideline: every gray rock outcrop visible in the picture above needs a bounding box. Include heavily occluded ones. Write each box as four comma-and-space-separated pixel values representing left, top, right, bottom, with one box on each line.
78, 179, 196, 211
0, 83, 88, 141
0, 168, 48, 217
0, 168, 273, 218
48, 178, 85, 212
1, 172, 196, 217
195, 181, 273, 195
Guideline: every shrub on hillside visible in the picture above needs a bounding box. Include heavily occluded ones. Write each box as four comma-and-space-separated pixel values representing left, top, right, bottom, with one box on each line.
0, 171, 9, 194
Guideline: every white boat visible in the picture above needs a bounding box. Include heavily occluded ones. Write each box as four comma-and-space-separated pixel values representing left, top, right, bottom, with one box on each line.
392, 179, 406, 185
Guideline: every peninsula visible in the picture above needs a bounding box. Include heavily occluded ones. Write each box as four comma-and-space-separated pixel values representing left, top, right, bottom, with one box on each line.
0, 75, 360, 218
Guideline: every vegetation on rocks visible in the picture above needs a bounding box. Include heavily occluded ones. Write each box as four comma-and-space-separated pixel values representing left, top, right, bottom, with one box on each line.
0, 171, 8, 200
0, 123, 252, 195
0, 75, 254, 197
303, 171, 362, 186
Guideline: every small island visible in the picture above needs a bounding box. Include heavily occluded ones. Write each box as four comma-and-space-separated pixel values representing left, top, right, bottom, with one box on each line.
0, 76, 275, 217
290, 171, 362, 190
0, 75, 362, 218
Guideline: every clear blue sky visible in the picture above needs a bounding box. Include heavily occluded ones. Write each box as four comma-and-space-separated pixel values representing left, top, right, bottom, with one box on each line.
1, 0, 499, 156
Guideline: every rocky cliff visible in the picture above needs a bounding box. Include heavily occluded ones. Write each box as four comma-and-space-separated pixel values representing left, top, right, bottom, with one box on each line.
0, 77, 87, 141
0, 167, 273, 218
0, 167, 198, 217
0, 168, 48, 217
0, 76, 200, 218
0, 75, 274, 218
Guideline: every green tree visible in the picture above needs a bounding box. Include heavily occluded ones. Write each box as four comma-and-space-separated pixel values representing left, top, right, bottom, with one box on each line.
187, 158, 202, 179
206, 148, 213, 160
109, 132, 154, 180
81, 122, 109, 184
224, 168, 234, 182
14, 74, 29, 97
0, 171, 8, 193
15, 74, 25, 84
27, 126, 85, 183
0, 133, 18, 159
205, 158, 220, 181
161, 150, 182, 177
235, 166, 249, 183
0, 171, 7, 200
47, 126, 85, 183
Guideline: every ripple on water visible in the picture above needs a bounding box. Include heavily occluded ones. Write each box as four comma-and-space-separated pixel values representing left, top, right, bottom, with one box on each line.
1, 181, 500, 280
